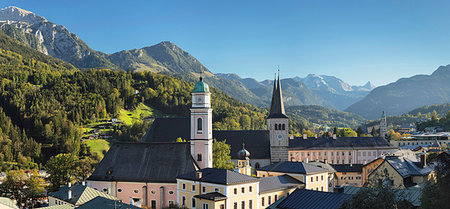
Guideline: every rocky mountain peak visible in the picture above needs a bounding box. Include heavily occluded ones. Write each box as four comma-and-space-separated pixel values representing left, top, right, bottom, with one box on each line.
0, 6, 46, 24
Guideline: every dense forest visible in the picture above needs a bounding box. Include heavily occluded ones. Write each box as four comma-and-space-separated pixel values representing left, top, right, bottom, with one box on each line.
0, 31, 270, 171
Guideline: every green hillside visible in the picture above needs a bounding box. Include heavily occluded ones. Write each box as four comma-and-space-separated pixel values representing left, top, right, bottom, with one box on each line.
286, 105, 365, 128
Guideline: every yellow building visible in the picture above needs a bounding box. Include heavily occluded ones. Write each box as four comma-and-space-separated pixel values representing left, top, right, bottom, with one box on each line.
256, 161, 329, 192
330, 164, 363, 187
367, 156, 435, 189
177, 168, 303, 209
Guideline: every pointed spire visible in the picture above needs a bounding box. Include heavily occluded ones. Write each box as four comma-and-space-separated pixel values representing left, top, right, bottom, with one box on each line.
268, 68, 287, 118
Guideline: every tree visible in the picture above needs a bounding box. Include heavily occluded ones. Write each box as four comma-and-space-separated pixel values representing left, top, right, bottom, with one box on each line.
45, 153, 79, 191
212, 139, 235, 170
0, 170, 44, 208
340, 185, 413, 209
420, 154, 450, 209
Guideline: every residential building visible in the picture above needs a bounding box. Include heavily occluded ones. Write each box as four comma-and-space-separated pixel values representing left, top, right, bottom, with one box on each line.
177, 168, 303, 209
268, 188, 351, 209
367, 156, 435, 189
48, 183, 119, 207
307, 161, 336, 192
397, 123, 416, 134
256, 161, 329, 192
76, 196, 141, 209
361, 158, 384, 185
330, 164, 363, 187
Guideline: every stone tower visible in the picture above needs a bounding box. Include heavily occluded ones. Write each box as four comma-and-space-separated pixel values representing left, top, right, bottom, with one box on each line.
267, 73, 289, 163
190, 76, 213, 169
380, 110, 387, 139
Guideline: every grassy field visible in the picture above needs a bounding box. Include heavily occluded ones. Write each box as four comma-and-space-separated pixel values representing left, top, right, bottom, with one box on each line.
118, 103, 163, 125
84, 139, 111, 159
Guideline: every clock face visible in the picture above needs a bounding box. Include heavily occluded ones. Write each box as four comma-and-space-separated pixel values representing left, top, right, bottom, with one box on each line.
277, 134, 283, 140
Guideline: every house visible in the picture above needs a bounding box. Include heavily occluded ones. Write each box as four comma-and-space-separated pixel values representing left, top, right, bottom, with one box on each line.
367, 156, 435, 189
330, 164, 363, 187
87, 142, 198, 208
307, 161, 336, 192
256, 161, 329, 192
177, 168, 303, 209
398, 123, 416, 134
268, 188, 351, 209
76, 196, 141, 209
0, 197, 19, 209
48, 183, 119, 207
361, 158, 384, 185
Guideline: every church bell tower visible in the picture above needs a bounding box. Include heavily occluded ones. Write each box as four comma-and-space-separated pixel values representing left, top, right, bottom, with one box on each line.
190, 76, 213, 169
267, 72, 289, 163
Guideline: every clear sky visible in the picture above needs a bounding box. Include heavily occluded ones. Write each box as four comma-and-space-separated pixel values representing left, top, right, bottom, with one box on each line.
2, 0, 450, 86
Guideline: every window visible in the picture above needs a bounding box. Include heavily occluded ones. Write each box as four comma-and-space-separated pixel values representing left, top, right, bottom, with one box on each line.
249, 200, 253, 209
342, 152, 345, 156
307, 152, 310, 156
182, 183, 186, 190
275, 124, 278, 130
311, 177, 313, 182
242, 187, 245, 193
134, 189, 139, 193
197, 118, 203, 131
203, 203, 209, 209
151, 200, 157, 209
321, 186, 324, 191
242, 201, 245, 209
321, 175, 324, 181
249, 186, 252, 193
282, 124, 285, 130
215, 188, 219, 192
349, 152, 352, 156
168, 190, 174, 195
192, 198, 196, 208
169, 200, 174, 206
234, 188, 237, 194
262, 197, 265, 206
220, 204, 224, 209
192, 185, 196, 191
275, 195, 278, 201
151, 190, 156, 194
331, 152, 334, 156
316, 176, 318, 181
197, 153, 202, 161
268, 196, 272, 204
182, 196, 186, 206
234, 202, 238, 209
118, 188, 122, 193
103, 188, 107, 192
319, 152, 321, 156
324, 152, 327, 156
202, 186, 206, 193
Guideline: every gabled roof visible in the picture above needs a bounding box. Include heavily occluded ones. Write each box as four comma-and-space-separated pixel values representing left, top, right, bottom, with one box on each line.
259, 174, 304, 194
289, 137, 394, 150
142, 118, 271, 159
257, 161, 328, 175
38, 205, 73, 209
48, 184, 118, 206
87, 142, 198, 183
177, 168, 259, 185
275, 188, 351, 209
330, 164, 363, 173
307, 161, 336, 173
384, 156, 433, 178
194, 192, 227, 201
76, 196, 141, 209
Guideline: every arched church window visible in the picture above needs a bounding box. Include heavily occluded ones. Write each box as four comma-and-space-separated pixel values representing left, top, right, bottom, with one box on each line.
197, 153, 202, 161
197, 118, 203, 131
274, 124, 278, 130
282, 124, 285, 130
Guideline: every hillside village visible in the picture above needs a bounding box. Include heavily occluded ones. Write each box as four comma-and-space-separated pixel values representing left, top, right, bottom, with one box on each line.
0, 5, 450, 209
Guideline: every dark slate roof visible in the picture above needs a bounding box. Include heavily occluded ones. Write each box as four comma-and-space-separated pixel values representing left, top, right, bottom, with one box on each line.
268, 76, 288, 119
177, 168, 259, 185
330, 164, 363, 173
213, 130, 271, 159
342, 186, 422, 207
289, 137, 394, 150
142, 118, 271, 159
257, 161, 328, 174
48, 184, 118, 206
77, 196, 141, 209
259, 174, 304, 193
87, 142, 198, 183
383, 156, 433, 178
275, 188, 351, 209
194, 192, 227, 201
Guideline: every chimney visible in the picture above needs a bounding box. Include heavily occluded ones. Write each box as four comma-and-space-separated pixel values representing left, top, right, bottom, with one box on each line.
303, 134, 307, 139
68, 189, 72, 199
82, 181, 86, 186
332, 134, 337, 139
420, 154, 427, 168
306, 158, 309, 163
68, 182, 71, 188
196, 171, 202, 180
289, 135, 294, 140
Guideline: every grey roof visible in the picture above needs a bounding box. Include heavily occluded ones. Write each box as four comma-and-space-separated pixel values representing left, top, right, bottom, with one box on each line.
258, 161, 328, 174
87, 142, 198, 183
289, 137, 394, 150
330, 164, 363, 173
383, 156, 433, 178
259, 174, 304, 193
177, 168, 259, 185
0, 197, 19, 209
268, 76, 288, 119
342, 186, 423, 207
142, 118, 271, 159
275, 188, 351, 209
38, 205, 74, 209
48, 184, 119, 206
307, 161, 336, 173
77, 196, 141, 209
194, 192, 227, 201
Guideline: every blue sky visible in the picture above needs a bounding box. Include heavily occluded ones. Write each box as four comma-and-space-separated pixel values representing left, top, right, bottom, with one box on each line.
2, 0, 450, 86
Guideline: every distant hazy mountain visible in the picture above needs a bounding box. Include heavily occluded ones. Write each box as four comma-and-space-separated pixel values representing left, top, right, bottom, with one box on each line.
294, 74, 375, 110
0, 6, 118, 69
346, 65, 450, 120
216, 73, 326, 107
